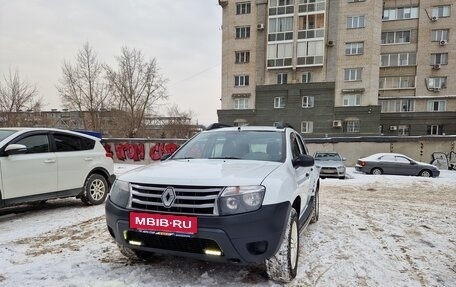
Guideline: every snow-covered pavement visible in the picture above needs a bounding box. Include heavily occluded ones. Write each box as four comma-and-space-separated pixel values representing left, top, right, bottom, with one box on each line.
1, 165, 455, 286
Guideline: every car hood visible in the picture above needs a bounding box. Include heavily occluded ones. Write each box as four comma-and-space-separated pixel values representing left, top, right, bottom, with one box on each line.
315, 160, 344, 167
118, 159, 282, 186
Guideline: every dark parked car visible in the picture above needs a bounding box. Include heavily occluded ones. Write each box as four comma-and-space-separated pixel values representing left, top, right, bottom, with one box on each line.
355, 153, 440, 177
314, 151, 346, 179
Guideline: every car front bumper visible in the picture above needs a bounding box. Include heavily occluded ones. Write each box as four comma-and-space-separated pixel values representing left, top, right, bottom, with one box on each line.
105, 198, 290, 264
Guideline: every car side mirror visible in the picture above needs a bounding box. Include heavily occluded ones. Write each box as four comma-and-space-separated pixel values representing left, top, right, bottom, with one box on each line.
5, 144, 27, 156
342, 157, 346, 161
293, 154, 315, 167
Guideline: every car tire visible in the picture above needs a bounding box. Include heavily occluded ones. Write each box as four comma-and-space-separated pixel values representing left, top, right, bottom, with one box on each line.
117, 243, 154, 261
265, 208, 299, 283
310, 187, 319, 224
419, 169, 432, 177
371, 168, 383, 175
80, 174, 108, 205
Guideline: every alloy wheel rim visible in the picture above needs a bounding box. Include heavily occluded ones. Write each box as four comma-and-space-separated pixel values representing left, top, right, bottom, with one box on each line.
90, 179, 105, 200
290, 220, 298, 269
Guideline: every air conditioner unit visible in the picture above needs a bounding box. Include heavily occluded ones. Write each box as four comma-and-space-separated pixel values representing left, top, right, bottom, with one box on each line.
332, 120, 342, 128
389, 126, 398, 131
431, 16, 439, 22
327, 40, 335, 47
257, 23, 264, 30
439, 40, 447, 46
432, 64, 441, 70
433, 87, 441, 92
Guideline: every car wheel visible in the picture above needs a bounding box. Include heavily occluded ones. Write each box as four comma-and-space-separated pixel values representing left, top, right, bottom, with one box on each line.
80, 174, 108, 205
117, 243, 154, 261
310, 187, 319, 224
419, 169, 432, 177
265, 208, 299, 283
371, 168, 383, 175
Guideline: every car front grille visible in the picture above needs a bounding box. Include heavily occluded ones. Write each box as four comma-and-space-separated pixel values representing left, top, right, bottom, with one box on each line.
127, 231, 222, 255
129, 183, 223, 215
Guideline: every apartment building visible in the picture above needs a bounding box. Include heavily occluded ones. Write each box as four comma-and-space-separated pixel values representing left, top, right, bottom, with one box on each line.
218, 0, 456, 136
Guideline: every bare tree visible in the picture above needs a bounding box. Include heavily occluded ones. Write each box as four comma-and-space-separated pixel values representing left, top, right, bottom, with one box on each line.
57, 42, 110, 130
0, 69, 42, 126
164, 104, 196, 138
105, 47, 167, 137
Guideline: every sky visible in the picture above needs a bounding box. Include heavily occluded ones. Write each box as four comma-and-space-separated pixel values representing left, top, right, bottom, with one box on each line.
0, 0, 222, 125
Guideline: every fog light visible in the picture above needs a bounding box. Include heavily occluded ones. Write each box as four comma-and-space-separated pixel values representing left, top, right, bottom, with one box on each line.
128, 240, 142, 246
123, 230, 128, 240
204, 249, 222, 256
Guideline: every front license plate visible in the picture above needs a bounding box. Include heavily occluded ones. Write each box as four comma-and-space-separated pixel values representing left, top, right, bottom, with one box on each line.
130, 212, 197, 234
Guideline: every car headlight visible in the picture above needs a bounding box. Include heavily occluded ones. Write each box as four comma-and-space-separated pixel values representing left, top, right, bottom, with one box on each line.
337, 166, 345, 170
218, 185, 265, 215
109, 179, 130, 207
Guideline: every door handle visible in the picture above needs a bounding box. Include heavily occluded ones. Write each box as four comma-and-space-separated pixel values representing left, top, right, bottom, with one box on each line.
43, 159, 56, 163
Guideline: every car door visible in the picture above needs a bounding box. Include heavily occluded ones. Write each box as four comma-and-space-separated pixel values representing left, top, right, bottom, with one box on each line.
394, 156, 414, 175
52, 132, 95, 192
290, 132, 313, 218
0, 132, 57, 200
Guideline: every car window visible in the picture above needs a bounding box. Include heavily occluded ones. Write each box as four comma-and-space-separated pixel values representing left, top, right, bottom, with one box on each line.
290, 133, 303, 159
379, 155, 395, 162
0, 130, 17, 142
395, 156, 411, 163
15, 134, 50, 154
173, 130, 284, 162
315, 153, 341, 161
54, 133, 95, 152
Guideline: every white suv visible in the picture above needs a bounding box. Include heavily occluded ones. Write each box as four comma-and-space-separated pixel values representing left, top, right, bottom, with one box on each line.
0, 128, 115, 207
106, 124, 320, 283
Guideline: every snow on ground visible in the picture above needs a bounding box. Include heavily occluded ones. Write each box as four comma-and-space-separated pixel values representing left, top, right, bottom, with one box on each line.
0, 165, 455, 287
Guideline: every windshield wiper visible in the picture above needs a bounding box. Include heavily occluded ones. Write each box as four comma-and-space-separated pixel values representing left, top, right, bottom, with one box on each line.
209, 156, 241, 160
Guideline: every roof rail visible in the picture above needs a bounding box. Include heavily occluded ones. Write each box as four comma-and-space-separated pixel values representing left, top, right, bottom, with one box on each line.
206, 123, 232, 130
275, 121, 294, 130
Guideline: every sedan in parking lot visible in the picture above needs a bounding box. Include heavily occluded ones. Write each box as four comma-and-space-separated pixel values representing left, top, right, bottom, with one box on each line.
314, 151, 346, 179
355, 153, 440, 177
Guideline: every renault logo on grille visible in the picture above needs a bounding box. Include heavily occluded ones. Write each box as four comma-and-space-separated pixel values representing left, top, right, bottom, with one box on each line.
161, 187, 176, 208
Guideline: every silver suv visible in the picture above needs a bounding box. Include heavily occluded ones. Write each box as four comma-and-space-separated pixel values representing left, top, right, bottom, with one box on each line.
106, 124, 320, 283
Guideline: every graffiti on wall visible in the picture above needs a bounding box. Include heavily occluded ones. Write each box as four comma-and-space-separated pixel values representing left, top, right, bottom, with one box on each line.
431, 151, 456, 170
103, 142, 180, 162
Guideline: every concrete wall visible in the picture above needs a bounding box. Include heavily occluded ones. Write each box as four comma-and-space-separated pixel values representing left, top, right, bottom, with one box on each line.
102, 136, 456, 170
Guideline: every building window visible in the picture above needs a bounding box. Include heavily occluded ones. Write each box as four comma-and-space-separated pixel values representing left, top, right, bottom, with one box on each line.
347, 16, 365, 29
344, 119, 360, 133
297, 14, 325, 39
344, 68, 362, 81
427, 77, 447, 90
234, 75, 249, 86
432, 6, 451, 18
397, 125, 410, 136
431, 53, 448, 65
381, 31, 411, 44
380, 53, 416, 67
234, 98, 249, 109
301, 121, 313, 133
345, 42, 364, 55
302, 96, 314, 108
302, 72, 311, 83
267, 42, 293, 67
428, 100, 447, 112
296, 40, 324, 66
269, 0, 294, 16
268, 16, 293, 41
383, 7, 419, 21
379, 76, 415, 89
274, 96, 286, 108
235, 51, 250, 63
427, 125, 443, 135
236, 2, 251, 15
380, 99, 415, 112
235, 26, 250, 39
431, 29, 449, 42
277, 73, 288, 84
343, 94, 361, 106
298, 0, 325, 13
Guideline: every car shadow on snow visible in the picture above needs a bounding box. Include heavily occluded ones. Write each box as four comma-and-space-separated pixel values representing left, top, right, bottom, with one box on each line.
0, 198, 89, 219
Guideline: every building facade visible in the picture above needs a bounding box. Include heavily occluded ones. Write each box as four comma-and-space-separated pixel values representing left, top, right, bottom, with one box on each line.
218, 0, 456, 136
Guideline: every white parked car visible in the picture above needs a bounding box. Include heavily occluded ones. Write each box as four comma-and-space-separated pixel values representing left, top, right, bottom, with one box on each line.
106, 124, 320, 283
0, 128, 115, 207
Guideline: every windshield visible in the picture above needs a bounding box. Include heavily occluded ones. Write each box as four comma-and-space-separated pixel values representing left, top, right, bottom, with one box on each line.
0, 130, 17, 142
173, 130, 285, 162
315, 153, 341, 161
